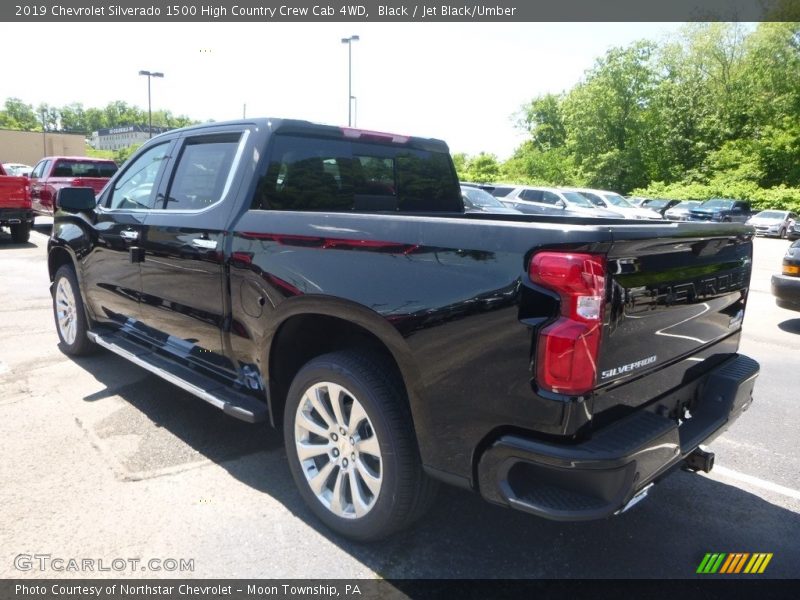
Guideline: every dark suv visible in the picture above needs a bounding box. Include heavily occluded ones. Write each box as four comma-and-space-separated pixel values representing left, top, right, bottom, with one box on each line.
688, 198, 752, 223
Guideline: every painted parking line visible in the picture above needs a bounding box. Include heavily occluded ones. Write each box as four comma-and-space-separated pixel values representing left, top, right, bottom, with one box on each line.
705, 465, 800, 501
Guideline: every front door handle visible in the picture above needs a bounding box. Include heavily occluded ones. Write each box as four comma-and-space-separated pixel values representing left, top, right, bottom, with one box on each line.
191, 238, 217, 250
120, 230, 139, 241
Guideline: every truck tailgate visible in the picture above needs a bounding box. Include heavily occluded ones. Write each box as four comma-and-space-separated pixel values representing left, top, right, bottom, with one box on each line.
0, 176, 30, 208
596, 223, 752, 401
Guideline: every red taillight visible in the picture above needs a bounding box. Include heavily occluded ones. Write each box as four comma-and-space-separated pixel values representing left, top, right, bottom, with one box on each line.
529, 252, 606, 396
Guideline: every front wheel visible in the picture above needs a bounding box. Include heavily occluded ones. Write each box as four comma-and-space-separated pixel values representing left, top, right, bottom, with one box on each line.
53, 265, 94, 355
284, 351, 437, 541
779, 227, 787, 239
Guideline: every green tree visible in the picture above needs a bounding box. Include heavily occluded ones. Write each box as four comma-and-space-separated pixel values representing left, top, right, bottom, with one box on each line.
502, 143, 577, 185
451, 152, 468, 180
0, 98, 40, 130
562, 41, 658, 192
516, 94, 567, 151
462, 153, 501, 183
37, 103, 60, 131
59, 103, 88, 132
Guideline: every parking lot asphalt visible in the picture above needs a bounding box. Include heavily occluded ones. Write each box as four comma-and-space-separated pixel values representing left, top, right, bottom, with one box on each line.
1, 222, 798, 580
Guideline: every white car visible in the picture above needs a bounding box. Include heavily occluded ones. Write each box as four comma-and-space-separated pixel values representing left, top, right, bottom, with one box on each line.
500, 186, 623, 218
746, 210, 797, 238
2, 162, 33, 177
567, 188, 662, 220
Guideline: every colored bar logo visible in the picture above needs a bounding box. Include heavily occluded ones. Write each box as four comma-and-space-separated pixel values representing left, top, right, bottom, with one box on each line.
696, 553, 773, 574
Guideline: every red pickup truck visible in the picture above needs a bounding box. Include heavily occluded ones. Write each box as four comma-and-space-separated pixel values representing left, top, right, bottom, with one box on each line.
0, 162, 32, 243
29, 156, 117, 218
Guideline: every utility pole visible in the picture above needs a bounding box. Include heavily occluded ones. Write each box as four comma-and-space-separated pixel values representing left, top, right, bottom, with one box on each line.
341, 35, 359, 127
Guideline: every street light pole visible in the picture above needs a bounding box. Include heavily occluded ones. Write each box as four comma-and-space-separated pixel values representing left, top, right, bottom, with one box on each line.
341, 35, 359, 127
41, 108, 47, 155
138, 70, 164, 138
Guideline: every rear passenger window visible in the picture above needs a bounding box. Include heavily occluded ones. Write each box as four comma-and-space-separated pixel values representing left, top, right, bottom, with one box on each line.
519, 189, 543, 202
161, 133, 241, 211
252, 134, 461, 213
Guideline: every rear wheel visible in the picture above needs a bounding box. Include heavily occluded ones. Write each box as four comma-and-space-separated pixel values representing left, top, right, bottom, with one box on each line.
10, 221, 30, 243
53, 265, 94, 355
284, 350, 437, 541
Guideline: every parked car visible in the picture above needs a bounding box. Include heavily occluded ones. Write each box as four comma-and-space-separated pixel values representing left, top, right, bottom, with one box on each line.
664, 200, 702, 221
460, 185, 521, 215
0, 162, 33, 242
500, 186, 623, 218
49, 118, 759, 541
746, 210, 797, 239
640, 198, 682, 217
2, 162, 33, 177
28, 156, 117, 218
771, 240, 800, 311
568, 188, 662, 220
788, 218, 800, 241
688, 198, 752, 223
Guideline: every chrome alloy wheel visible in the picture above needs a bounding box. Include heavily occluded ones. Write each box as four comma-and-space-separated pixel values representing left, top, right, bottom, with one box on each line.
294, 381, 382, 519
55, 276, 78, 345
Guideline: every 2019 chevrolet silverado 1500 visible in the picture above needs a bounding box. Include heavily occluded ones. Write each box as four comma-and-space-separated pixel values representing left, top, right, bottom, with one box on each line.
48, 119, 759, 541
29, 156, 117, 219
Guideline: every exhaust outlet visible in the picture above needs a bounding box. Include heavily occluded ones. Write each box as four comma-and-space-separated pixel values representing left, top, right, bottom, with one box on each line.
684, 447, 715, 473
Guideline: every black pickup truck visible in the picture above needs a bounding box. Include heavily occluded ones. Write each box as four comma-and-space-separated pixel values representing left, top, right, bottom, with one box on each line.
48, 119, 759, 541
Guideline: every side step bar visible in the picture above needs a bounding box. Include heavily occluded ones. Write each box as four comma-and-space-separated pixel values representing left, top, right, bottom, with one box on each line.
87, 330, 268, 423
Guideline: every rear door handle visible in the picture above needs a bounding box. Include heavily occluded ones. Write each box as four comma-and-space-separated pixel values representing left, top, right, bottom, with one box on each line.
120, 230, 139, 241
191, 238, 217, 250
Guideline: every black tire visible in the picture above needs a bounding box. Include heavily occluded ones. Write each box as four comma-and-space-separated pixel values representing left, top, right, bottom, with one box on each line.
52, 265, 95, 356
284, 350, 437, 541
779, 227, 787, 239
10, 221, 30, 243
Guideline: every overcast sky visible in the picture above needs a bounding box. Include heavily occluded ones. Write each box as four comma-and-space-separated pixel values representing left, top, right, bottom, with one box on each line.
2, 22, 684, 158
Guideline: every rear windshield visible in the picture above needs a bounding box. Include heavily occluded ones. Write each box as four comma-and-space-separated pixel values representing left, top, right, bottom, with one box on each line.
603, 193, 633, 208
253, 134, 461, 212
487, 186, 515, 198
462, 187, 505, 208
52, 160, 118, 178
645, 199, 669, 208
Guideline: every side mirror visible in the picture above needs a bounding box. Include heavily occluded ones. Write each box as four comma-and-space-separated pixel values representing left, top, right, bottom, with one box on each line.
556, 200, 566, 209
57, 187, 97, 212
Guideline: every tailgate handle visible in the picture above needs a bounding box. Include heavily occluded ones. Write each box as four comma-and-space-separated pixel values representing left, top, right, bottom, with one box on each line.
191, 238, 217, 250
